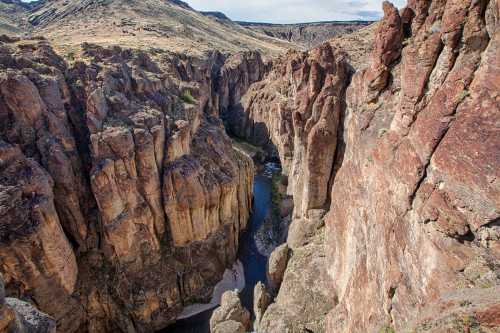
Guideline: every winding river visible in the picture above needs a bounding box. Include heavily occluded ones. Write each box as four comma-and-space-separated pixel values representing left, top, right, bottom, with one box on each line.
168, 169, 275, 332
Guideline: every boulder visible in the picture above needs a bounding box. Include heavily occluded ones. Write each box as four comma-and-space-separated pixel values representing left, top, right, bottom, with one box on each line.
210, 291, 251, 332
253, 281, 271, 328
267, 243, 290, 293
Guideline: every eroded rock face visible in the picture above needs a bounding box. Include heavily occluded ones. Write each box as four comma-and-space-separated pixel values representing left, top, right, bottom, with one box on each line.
267, 243, 290, 293
225, 43, 349, 224
325, 0, 500, 332
257, 232, 333, 333
0, 274, 56, 333
0, 142, 80, 323
209, 290, 251, 333
0, 38, 255, 332
253, 281, 271, 329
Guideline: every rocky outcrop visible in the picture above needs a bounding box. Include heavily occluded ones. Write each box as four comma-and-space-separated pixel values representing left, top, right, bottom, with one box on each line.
325, 0, 500, 332
253, 281, 271, 329
0, 274, 56, 333
224, 1, 500, 332
209, 290, 251, 333
225, 43, 349, 225
0, 142, 80, 325
266, 243, 290, 293
0, 37, 255, 332
257, 233, 333, 333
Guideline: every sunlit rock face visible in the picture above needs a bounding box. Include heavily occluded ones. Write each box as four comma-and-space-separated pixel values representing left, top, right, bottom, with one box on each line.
225, 0, 500, 332
325, 0, 500, 332
0, 38, 254, 332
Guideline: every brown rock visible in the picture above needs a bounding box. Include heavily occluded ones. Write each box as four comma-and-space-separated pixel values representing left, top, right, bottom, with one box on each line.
0, 39, 256, 332
253, 281, 272, 328
227, 43, 349, 224
258, 232, 333, 333
267, 243, 290, 292
212, 320, 246, 333
210, 290, 251, 332
0, 142, 78, 329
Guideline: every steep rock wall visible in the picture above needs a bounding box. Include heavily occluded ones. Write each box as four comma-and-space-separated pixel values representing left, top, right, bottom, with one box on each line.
0, 37, 254, 332
224, 44, 349, 229
325, 0, 500, 332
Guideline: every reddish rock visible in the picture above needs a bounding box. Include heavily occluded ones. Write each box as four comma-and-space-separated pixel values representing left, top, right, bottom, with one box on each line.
324, 1, 500, 332
226, 43, 349, 224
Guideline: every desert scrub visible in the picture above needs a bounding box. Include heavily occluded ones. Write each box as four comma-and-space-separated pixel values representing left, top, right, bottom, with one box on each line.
455, 90, 470, 104
380, 326, 396, 333
66, 51, 75, 61
181, 90, 197, 104
379, 325, 396, 333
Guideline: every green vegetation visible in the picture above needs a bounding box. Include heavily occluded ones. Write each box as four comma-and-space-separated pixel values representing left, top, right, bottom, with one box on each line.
454, 315, 482, 333
455, 89, 470, 104
379, 325, 396, 333
66, 51, 75, 61
181, 90, 197, 104
378, 128, 388, 138
271, 174, 285, 216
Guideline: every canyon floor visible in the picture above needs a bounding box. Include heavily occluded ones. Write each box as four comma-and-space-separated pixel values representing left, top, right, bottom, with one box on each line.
0, 0, 499, 333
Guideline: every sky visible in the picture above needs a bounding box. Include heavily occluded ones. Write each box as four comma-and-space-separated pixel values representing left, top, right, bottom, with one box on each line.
184, 0, 407, 23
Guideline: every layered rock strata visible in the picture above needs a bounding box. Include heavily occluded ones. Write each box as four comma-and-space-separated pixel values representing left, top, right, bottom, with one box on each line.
0, 37, 254, 332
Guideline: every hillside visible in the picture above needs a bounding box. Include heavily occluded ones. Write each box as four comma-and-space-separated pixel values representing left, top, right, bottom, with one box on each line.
239, 20, 373, 50
0, 0, 31, 35
2, 0, 295, 56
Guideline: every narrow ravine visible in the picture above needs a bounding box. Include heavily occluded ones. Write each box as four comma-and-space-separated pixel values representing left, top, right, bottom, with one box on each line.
167, 164, 280, 333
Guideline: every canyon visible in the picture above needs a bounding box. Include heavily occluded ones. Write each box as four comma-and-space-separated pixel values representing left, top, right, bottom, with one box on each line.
0, 0, 499, 333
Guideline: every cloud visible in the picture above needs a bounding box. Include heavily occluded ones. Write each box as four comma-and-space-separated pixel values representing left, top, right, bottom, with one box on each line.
185, 0, 407, 23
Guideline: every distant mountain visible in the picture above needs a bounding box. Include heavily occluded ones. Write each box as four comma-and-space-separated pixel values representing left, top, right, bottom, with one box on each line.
238, 20, 373, 49
0, 0, 294, 56
0, 0, 31, 34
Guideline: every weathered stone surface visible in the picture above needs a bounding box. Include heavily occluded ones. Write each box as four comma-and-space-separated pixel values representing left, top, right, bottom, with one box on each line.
267, 243, 290, 293
257, 232, 333, 333
253, 281, 271, 329
325, 0, 500, 332
0, 142, 80, 325
210, 290, 251, 332
226, 43, 349, 224
0, 38, 255, 332
5, 298, 57, 333
0, 38, 98, 252
1, 271, 56, 333
212, 320, 245, 333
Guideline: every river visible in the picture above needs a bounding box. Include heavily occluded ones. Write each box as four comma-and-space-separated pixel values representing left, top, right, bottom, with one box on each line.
167, 168, 276, 332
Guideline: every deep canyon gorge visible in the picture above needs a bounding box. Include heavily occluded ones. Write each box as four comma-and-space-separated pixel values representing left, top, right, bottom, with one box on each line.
0, 0, 499, 332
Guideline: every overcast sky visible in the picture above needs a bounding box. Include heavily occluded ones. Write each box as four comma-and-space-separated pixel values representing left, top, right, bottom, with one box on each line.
184, 0, 406, 23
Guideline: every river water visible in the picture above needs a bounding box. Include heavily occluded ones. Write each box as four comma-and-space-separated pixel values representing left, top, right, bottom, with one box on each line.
167, 168, 276, 332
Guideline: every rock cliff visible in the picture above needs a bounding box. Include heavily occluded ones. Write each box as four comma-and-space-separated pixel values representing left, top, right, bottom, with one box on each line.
325, 0, 500, 332
220, 0, 500, 332
0, 37, 254, 332
223, 42, 349, 231
0, 274, 56, 333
